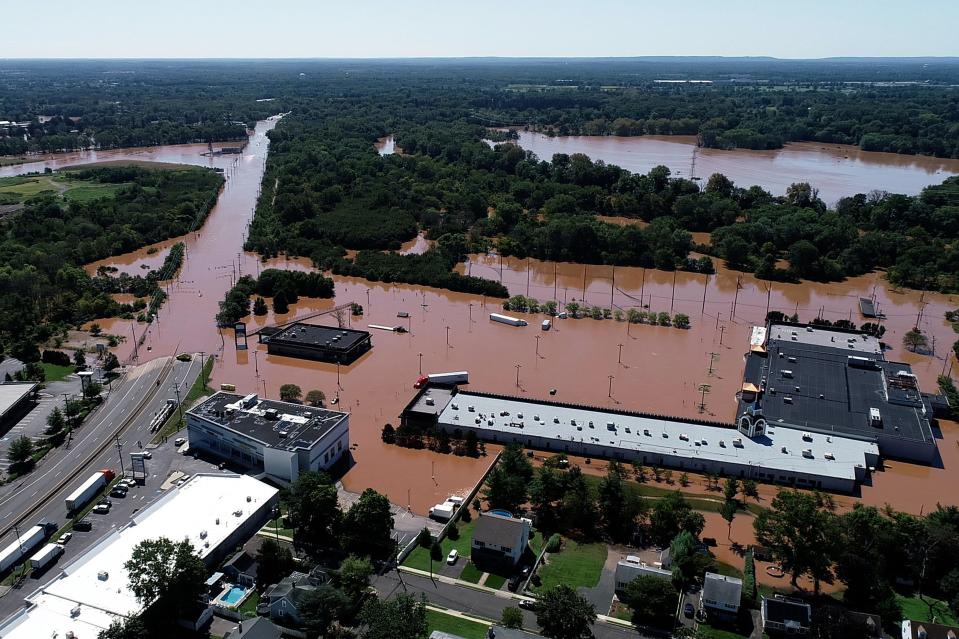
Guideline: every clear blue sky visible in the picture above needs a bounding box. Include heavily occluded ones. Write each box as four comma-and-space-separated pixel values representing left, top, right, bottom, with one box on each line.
3, 0, 957, 59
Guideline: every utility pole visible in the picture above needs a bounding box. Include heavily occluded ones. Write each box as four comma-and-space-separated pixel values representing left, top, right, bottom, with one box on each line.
515, 364, 521, 388
172, 380, 184, 427
670, 271, 677, 314
446, 326, 450, 348
618, 343, 624, 364
708, 352, 719, 375
336, 362, 342, 389
468, 303, 473, 331
553, 262, 558, 303
702, 273, 708, 314
720, 324, 726, 346
698, 383, 711, 413
640, 268, 646, 308
418, 353, 423, 375
115, 434, 125, 476
526, 258, 531, 297
253, 350, 259, 377
608, 375, 615, 398
610, 266, 615, 311
582, 265, 587, 303
131, 321, 139, 361
535, 335, 541, 358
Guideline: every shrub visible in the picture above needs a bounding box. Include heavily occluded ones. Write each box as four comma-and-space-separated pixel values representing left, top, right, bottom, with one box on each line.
545, 533, 561, 553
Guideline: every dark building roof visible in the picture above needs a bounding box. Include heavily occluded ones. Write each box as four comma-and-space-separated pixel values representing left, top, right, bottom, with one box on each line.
741, 324, 934, 445
223, 617, 282, 639
473, 513, 528, 550
763, 596, 811, 628
403, 386, 455, 419
188, 392, 348, 452
223, 550, 258, 579
903, 620, 959, 639
266, 322, 370, 353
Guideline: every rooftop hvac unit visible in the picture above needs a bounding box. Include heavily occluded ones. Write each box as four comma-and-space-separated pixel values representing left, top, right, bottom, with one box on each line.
644, 429, 651, 436
781, 446, 789, 453
451, 403, 458, 410
802, 449, 813, 458
679, 433, 689, 441
824, 452, 835, 460
733, 438, 743, 447
554, 417, 560, 424
424, 397, 434, 406
607, 422, 616, 430
97, 571, 109, 581
517, 413, 523, 419
468, 406, 474, 412
719, 440, 726, 448
802, 432, 812, 442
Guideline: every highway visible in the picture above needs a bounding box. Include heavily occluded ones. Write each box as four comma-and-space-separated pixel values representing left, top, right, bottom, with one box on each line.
0, 354, 202, 554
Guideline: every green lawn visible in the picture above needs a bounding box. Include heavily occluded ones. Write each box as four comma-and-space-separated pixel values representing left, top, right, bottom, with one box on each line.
62, 183, 126, 203
41, 362, 74, 382
583, 475, 764, 517
528, 528, 545, 556
897, 593, 959, 626
426, 609, 490, 639
239, 590, 260, 617
699, 622, 751, 639
533, 538, 607, 592
460, 562, 483, 583
403, 518, 477, 572
484, 573, 506, 590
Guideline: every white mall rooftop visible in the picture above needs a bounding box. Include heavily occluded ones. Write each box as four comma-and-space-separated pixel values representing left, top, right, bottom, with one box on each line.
0, 474, 277, 639
438, 392, 880, 488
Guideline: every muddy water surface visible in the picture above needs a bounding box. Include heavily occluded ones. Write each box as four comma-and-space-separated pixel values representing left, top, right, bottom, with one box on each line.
502, 131, 959, 205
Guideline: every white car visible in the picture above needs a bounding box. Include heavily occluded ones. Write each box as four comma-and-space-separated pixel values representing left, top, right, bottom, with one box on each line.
446, 549, 458, 565
174, 437, 186, 446
93, 504, 110, 514
57, 533, 72, 545
139, 451, 152, 459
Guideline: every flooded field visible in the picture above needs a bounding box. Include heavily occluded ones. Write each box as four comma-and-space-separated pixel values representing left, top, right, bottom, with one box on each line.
10, 118, 958, 516
500, 131, 959, 205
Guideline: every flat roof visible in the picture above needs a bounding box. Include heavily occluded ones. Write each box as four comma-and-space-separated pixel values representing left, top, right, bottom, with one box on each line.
440, 391, 878, 482
0, 382, 36, 417
188, 392, 349, 452
267, 322, 370, 352
0, 474, 277, 639
768, 324, 882, 355
406, 386, 456, 418
745, 326, 933, 444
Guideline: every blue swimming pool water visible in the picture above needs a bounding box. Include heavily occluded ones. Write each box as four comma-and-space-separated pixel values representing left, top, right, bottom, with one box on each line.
490, 509, 512, 518
221, 586, 247, 606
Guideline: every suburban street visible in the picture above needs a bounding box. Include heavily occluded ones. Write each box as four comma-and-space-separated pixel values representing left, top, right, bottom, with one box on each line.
374, 570, 648, 639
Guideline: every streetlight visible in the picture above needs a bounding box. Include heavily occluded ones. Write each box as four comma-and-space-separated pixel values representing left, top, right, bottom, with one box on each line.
608, 375, 615, 398
618, 343, 624, 364
535, 335, 541, 357
446, 325, 450, 348
515, 364, 521, 388
253, 350, 259, 377
418, 352, 423, 375
336, 361, 342, 389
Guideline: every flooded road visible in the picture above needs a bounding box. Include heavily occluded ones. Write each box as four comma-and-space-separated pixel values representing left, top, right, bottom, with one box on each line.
10, 120, 958, 516
500, 131, 959, 205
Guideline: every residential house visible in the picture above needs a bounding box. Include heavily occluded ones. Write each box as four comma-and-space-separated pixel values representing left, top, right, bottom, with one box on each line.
263, 569, 329, 626
223, 617, 282, 639
901, 620, 959, 639
470, 512, 531, 572
761, 596, 812, 635
222, 549, 259, 587
701, 572, 743, 618
614, 555, 672, 597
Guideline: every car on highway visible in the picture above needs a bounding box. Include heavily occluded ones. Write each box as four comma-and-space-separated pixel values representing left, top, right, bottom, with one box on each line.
57, 533, 72, 545
446, 549, 458, 565
93, 503, 110, 514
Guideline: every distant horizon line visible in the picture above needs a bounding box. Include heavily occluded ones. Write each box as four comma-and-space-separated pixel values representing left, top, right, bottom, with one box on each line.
3, 55, 959, 62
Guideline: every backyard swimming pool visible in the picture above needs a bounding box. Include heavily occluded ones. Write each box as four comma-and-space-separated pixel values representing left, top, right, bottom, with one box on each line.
219, 585, 248, 606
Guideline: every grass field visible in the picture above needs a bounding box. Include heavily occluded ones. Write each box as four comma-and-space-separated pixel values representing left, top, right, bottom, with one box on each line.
403, 518, 477, 573
460, 562, 483, 583
484, 573, 506, 590
533, 538, 607, 592
62, 182, 126, 203
238, 590, 260, 618
897, 593, 959, 626
41, 362, 74, 382
0, 174, 129, 205
583, 474, 764, 517
426, 609, 490, 639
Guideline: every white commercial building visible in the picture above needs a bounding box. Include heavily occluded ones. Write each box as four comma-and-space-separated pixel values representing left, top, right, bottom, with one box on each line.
425, 390, 879, 492
0, 474, 278, 639
187, 392, 350, 483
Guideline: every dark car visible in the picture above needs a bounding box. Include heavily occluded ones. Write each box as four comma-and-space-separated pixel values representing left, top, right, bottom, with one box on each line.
109, 488, 127, 498
507, 575, 523, 592
683, 602, 695, 618
73, 520, 92, 532
518, 599, 537, 611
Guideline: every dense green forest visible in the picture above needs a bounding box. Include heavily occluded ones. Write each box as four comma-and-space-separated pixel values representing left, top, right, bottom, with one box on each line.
3, 59, 958, 157
0, 166, 222, 361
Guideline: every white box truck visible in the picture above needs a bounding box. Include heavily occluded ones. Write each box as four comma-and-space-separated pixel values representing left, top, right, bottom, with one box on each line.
428, 371, 469, 385
0, 523, 53, 573
29, 543, 63, 571
429, 502, 457, 521
65, 469, 115, 514
490, 313, 527, 327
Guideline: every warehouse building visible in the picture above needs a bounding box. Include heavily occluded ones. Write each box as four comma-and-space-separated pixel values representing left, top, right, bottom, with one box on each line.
739, 323, 938, 462
0, 474, 278, 639
405, 387, 879, 492
260, 322, 372, 364
0, 382, 38, 437
187, 392, 349, 483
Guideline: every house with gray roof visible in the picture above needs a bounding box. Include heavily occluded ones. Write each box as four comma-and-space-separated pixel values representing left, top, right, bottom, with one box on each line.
761, 596, 812, 635
702, 572, 742, 618
223, 617, 282, 639
471, 512, 531, 572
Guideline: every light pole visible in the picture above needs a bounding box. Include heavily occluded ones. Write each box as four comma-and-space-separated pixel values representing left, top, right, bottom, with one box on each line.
172, 380, 184, 428
336, 361, 342, 389
261, 379, 267, 397
515, 364, 521, 388
618, 343, 624, 364
608, 375, 615, 398
535, 335, 541, 358
253, 350, 259, 377
131, 321, 139, 361
418, 353, 423, 375
446, 326, 450, 348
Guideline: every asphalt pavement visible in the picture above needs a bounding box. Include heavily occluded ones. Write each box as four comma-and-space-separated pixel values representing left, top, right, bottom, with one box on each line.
374, 570, 647, 639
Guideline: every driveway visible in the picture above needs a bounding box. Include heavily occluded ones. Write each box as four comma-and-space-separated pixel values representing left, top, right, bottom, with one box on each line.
580, 546, 625, 614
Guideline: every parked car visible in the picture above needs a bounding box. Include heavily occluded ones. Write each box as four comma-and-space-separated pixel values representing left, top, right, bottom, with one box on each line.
174, 437, 186, 446
507, 575, 523, 592
93, 504, 110, 514
120, 479, 137, 489
73, 520, 92, 532
518, 599, 537, 611
139, 451, 152, 459
109, 488, 127, 498
446, 550, 458, 565
57, 533, 72, 545
683, 603, 695, 618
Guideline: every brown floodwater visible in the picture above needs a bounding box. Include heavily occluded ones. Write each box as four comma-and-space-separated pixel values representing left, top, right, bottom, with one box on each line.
12, 117, 956, 516
500, 131, 959, 205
